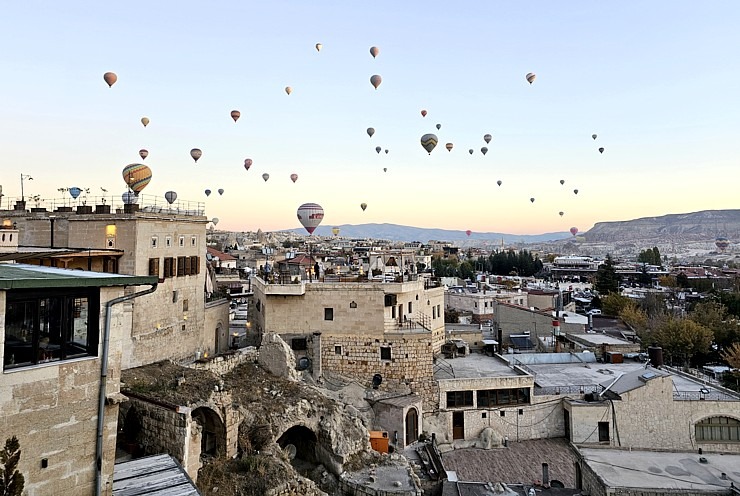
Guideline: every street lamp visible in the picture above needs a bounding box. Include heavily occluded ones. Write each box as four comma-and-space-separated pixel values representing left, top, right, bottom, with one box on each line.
20, 174, 33, 202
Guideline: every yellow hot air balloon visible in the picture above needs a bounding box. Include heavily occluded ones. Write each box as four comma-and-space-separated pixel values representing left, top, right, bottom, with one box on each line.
285, 86, 292, 95
526, 72, 536, 84
332, 227, 340, 236
445, 143, 453, 152
420, 134, 438, 154
190, 148, 202, 162
103, 72, 117, 87
231, 110, 240, 122
369, 46, 379, 58
141, 117, 150, 127
370, 75, 382, 89
122, 163, 152, 194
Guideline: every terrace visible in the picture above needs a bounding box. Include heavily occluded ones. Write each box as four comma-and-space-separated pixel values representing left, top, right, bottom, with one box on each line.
1, 194, 206, 217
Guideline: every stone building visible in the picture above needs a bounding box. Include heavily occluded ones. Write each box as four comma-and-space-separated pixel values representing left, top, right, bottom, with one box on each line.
0, 263, 158, 496
3, 202, 229, 368
251, 275, 445, 411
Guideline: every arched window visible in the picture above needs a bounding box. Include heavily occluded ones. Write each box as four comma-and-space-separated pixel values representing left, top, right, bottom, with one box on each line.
695, 416, 740, 442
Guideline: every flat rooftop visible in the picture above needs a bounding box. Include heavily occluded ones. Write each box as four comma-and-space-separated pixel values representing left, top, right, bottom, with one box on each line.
579, 448, 739, 492
435, 353, 525, 380
527, 362, 649, 389
567, 333, 634, 346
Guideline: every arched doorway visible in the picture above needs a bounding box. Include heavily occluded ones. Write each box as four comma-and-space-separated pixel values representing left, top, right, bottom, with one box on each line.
277, 425, 318, 474
117, 405, 143, 457
192, 407, 226, 457
405, 408, 419, 445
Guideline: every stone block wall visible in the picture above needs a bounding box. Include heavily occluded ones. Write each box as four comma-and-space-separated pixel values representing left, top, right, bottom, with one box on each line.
494, 303, 584, 345
189, 348, 257, 375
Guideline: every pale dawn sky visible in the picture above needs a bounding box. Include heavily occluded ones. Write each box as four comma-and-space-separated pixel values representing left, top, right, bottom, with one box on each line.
1, 2, 738, 235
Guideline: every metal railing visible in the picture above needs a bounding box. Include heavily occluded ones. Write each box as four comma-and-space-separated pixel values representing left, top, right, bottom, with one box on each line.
2, 194, 206, 216
672, 391, 738, 402
534, 384, 601, 396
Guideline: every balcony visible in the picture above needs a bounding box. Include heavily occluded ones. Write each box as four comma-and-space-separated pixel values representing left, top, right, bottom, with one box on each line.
252, 276, 306, 296
1, 194, 206, 217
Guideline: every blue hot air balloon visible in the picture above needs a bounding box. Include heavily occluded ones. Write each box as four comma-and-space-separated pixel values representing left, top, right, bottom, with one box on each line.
69, 187, 82, 199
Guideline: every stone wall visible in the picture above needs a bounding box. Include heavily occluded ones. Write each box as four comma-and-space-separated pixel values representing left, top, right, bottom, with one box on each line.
0, 286, 126, 496
189, 347, 258, 375
204, 298, 230, 355
494, 303, 585, 346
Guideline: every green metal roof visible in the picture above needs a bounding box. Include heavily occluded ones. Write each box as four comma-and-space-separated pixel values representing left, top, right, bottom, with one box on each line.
0, 264, 158, 290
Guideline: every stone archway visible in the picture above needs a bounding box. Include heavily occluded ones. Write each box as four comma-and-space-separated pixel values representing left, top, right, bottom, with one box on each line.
277, 425, 318, 473
192, 406, 226, 457
117, 404, 143, 458
405, 408, 419, 445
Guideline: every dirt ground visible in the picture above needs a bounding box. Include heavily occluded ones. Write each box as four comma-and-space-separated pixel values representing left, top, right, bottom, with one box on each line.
441, 438, 577, 487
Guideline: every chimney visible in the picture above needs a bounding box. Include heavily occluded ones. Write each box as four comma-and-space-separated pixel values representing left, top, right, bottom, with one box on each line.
542, 463, 550, 488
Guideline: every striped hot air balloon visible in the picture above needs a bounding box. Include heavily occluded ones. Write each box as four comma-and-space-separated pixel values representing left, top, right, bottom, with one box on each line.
122, 163, 152, 194
297, 203, 324, 234
420, 134, 438, 154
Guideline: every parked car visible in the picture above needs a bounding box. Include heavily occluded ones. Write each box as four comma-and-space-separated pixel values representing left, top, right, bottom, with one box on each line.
587, 309, 602, 316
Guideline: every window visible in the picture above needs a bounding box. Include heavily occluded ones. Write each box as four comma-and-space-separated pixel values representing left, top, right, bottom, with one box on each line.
190, 256, 200, 275
148, 258, 160, 277
335, 345, 342, 355
695, 416, 740, 442
177, 256, 186, 276
380, 346, 391, 360
477, 388, 531, 407
3, 288, 100, 369
178, 236, 185, 247
191, 236, 197, 247
182, 299, 189, 312
151, 236, 158, 248
163, 257, 175, 278
408, 302, 412, 313
446, 391, 474, 408
165, 236, 172, 248
291, 338, 307, 351
432, 307, 436, 319
598, 422, 610, 442
324, 308, 334, 321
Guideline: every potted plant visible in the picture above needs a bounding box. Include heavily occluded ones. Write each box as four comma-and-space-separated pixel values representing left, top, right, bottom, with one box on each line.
76, 188, 93, 214
95, 187, 110, 213
30, 195, 46, 212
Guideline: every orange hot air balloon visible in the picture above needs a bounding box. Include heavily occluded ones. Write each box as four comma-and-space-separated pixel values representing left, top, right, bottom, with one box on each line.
190, 148, 202, 162
103, 72, 117, 87
141, 117, 150, 127
421, 109, 427, 117
139, 149, 148, 160
369, 46, 380, 58
370, 75, 382, 89
445, 143, 453, 152
122, 163, 152, 195
231, 110, 240, 122
290, 173, 298, 183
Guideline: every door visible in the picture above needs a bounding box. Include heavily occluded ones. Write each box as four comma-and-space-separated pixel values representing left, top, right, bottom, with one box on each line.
452, 411, 465, 440
405, 408, 419, 445
563, 409, 571, 441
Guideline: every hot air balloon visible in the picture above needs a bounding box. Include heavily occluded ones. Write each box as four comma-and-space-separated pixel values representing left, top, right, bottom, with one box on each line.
497, 180, 502, 186
484, 134, 492, 144
103, 72, 117, 87
205, 189, 211, 197
231, 110, 240, 122
360, 203, 367, 211
573, 189, 579, 195
370, 75, 382, 89
526, 72, 536, 84
465, 230, 472, 237
122, 191, 138, 205
212, 218, 219, 226
715, 237, 731, 252
262, 173, 269, 182
530, 198, 535, 203
369, 46, 379, 58
244, 158, 253, 171
559, 211, 564, 217
315, 43, 322, 52
570, 227, 579, 236
384, 149, 389, 154
290, 173, 298, 183
560, 179, 565, 185
139, 149, 148, 160
165, 191, 177, 204
421, 110, 427, 117
285, 86, 292, 95
332, 227, 340, 237
122, 163, 152, 195
445, 143, 453, 152
469, 149, 474, 155
141, 117, 150, 127
218, 188, 224, 195
297, 203, 324, 234
436, 123, 441, 130
367, 127, 375, 137
383, 168, 387, 172
481, 147, 488, 155
375, 146, 382, 154
69, 187, 82, 199
420, 134, 438, 154
592, 134, 597, 140
190, 148, 202, 162
598, 147, 604, 154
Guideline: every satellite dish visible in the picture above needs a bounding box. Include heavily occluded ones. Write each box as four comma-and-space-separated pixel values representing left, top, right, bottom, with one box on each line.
372, 373, 383, 389
296, 357, 311, 371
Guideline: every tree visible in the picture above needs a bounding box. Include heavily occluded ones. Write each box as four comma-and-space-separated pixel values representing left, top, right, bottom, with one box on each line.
722, 342, 740, 369
594, 255, 620, 295
688, 301, 736, 350
444, 308, 460, 324
0, 436, 24, 496
619, 304, 648, 332
601, 293, 632, 317
653, 318, 713, 367
637, 247, 661, 266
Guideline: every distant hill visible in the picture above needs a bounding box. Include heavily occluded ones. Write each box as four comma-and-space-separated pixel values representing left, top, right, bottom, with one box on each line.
288, 223, 570, 244
585, 209, 740, 243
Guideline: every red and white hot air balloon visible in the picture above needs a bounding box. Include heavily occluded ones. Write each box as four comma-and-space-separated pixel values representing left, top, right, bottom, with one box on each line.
297, 203, 324, 234
570, 227, 579, 236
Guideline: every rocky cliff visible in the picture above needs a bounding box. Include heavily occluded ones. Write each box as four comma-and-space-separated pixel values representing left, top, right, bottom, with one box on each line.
585, 209, 740, 243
